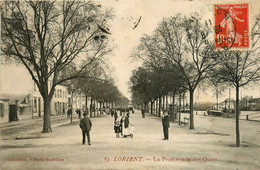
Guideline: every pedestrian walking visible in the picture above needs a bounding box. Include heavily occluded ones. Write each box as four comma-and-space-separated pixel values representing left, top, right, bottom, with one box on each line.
111, 109, 114, 117
67, 108, 72, 118
125, 113, 129, 129
162, 111, 170, 140
123, 113, 130, 137
120, 108, 122, 116
114, 110, 118, 121
142, 109, 145, 118
120, 113, 125, 136
79, 112, 92, 145
76, 108, 82, 119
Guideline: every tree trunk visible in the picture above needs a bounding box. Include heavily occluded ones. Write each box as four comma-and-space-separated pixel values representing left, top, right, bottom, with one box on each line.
216, 90, 219, 111
90, 97, 93, 118
71, 92, 73, 123
159, 96, 161, 117
179, 93, 181, 125
172, 91, 176, 122
100, 102, 102, 116
93, 99, 96, 117
150, 101, 153, 115
183, 92, 185, 112
166, 94, 168, 110
156, 99, 158, 116
85, 94, 88, 114
153, 100, 155, 115
146, 101, 149, 113
42, 98, 52, 133
229, 88, 231, 113
189, 89, 194, 129
236, 85, 240, 147
162, 95, 165, 111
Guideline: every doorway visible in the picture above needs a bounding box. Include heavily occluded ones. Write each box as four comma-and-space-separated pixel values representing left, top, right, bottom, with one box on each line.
9, 105, 18, 122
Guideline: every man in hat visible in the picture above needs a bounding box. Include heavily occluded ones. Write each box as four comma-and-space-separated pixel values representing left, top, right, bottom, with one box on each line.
142, 108, 145, 118
162, 111, 170, 140
79, 112, 92, 145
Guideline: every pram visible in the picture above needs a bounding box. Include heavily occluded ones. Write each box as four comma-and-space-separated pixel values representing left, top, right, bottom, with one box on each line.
124, 122, 135, 138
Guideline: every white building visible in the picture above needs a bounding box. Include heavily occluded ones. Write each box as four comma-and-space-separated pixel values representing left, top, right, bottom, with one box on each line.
0, 63, 68, 122
212, 99, 235, 111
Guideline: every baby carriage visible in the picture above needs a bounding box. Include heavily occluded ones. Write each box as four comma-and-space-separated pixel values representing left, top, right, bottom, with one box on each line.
124, 122, 135, 138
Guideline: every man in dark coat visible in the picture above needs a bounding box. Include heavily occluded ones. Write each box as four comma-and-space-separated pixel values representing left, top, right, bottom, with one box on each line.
125, 113, 129, 129
79, 113, 92, 145
114, 110, 118, 121
162, 111, 170, 140
142, 108, 145, 118
76, 108, 82, 119
120, 108, 122, 116
67, 108, 72, 118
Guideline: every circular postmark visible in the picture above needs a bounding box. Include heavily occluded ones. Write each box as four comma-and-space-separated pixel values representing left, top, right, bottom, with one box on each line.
214, 5, 237, 50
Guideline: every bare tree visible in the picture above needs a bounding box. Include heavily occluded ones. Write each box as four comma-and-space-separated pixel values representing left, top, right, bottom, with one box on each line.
214, 15, 260, 147
208, 76, 226, 112
132, 14, 215, 129
1, 1, 112, 132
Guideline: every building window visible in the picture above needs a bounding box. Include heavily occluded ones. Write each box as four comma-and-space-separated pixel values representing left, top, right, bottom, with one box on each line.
0, 103, 4, 118
33, 97, 37, 112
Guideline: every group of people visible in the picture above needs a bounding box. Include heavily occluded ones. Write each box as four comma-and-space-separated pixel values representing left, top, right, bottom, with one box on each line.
114, 110, 132, 138
67, 108, 82, 119
78, 108, 170, 146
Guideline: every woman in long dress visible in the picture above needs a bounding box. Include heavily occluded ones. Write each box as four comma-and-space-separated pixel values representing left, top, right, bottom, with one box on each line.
120, 113, 125, 136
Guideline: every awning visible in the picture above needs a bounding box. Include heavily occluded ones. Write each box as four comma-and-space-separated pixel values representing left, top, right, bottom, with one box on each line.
0, 93, 29, 105
19, 104, 30, 107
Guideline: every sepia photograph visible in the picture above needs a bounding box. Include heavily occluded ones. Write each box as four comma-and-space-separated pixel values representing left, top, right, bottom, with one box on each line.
0, 0, 259, 169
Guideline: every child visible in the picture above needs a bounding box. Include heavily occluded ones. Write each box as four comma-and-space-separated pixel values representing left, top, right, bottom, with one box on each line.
114, 121, 120, 138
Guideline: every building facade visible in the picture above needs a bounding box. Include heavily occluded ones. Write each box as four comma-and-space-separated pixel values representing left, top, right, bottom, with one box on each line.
0, 63, 68, 122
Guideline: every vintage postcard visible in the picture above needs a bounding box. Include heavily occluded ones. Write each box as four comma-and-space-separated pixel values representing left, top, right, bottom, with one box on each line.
0, 0, 259, 170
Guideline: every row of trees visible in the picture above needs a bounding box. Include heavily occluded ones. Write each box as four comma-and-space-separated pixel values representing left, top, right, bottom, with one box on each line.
130, 13, 260, 147
68, 73, 124, 121
1, 1, 121, 132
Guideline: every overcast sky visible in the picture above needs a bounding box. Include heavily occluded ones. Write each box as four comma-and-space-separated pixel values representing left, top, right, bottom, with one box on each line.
99, 0, 260, 102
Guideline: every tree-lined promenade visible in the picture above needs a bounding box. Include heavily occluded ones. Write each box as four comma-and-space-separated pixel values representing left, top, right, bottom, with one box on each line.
1, 1, 129, 133
0, 111, 259, 169
129, 14, 260, 147
1, 0, 259, 150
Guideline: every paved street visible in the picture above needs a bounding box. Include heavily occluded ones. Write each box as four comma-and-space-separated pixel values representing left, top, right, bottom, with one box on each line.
0, 110, 259, 170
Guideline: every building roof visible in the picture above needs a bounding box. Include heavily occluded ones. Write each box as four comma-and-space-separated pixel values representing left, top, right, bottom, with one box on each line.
0, 93, 29, 105
249, 98, 260, 103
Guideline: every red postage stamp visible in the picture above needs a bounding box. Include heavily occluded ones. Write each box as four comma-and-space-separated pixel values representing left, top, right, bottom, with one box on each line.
214, 4, 249, 49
